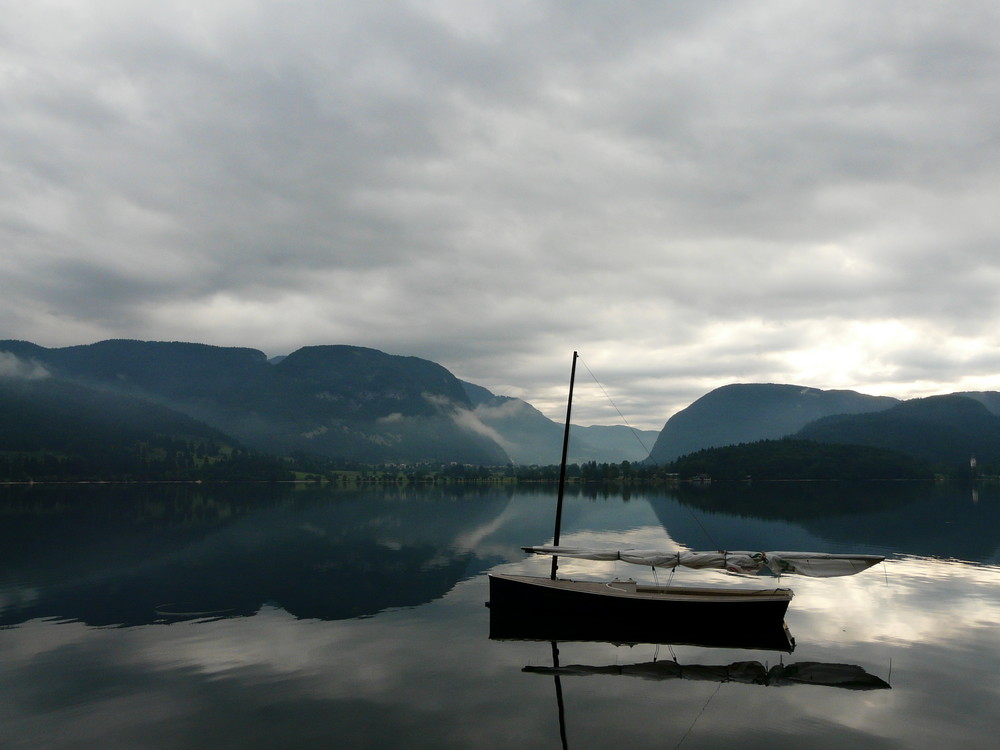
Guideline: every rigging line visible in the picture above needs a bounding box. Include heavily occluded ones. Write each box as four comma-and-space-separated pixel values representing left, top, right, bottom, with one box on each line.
577, 354, 721, 550
671, 681, 723, 750
683, 502, 721, 552
577, 355, 652, 457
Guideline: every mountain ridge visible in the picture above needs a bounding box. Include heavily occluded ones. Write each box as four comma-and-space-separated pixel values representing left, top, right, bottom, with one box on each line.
1, 339, 506, 465
5, 339, 1000, 474
2, 339, 656, 467
647, 383, 899, 464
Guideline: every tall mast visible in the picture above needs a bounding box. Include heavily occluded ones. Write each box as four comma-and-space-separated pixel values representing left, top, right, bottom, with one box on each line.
550, 351, 578, 580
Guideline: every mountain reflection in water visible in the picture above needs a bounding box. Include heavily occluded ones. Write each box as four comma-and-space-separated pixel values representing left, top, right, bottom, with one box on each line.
652, 480, 1000, 563
0, 483, 514, 626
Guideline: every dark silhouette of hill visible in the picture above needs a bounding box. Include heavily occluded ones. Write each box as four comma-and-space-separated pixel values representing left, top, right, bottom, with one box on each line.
647, 383, 898, 464
9, 338, 1000, 472
651, 389, 1000, 478
796, 394, 1000, 472
0, 340, 509, 465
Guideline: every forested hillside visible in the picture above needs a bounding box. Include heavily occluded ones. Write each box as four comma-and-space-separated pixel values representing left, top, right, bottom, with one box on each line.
0, 377, 292, 481
0, 340, 509, 466
664, 439, 933, 481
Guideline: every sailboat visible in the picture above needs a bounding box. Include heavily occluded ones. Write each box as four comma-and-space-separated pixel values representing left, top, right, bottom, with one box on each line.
487, 352, 884, 635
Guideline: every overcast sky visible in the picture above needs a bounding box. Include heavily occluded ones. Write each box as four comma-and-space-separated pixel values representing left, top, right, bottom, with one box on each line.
3, 1, 1000, 428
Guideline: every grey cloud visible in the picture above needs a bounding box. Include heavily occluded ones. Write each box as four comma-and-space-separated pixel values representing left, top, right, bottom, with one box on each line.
3, 1, 1000, 427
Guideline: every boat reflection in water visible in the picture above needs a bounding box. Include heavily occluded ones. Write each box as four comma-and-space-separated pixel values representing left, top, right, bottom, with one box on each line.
488, 596, 797, 652
524, 659, 891, 690
492, 607, 888, 750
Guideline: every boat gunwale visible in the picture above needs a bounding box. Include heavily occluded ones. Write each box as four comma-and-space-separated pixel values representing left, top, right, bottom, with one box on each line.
489, 573, 794, 603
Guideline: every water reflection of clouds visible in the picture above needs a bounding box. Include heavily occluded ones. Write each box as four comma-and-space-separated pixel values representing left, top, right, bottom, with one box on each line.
0, 616, 92, 663
3, 565, 1000, 750
790, 556, 1000, 648
0, 585, 41, 612
4, 610, 473, 749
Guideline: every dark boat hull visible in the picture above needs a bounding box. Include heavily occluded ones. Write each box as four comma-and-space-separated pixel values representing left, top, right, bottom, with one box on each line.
488, 573, 794, 651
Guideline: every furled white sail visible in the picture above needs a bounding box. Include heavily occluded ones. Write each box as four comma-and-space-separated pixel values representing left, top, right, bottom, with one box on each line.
761, 551, 885, 577
522, 546, 884, 578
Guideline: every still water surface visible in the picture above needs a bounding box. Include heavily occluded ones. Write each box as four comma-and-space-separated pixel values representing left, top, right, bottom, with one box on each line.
1, 482, 998, 749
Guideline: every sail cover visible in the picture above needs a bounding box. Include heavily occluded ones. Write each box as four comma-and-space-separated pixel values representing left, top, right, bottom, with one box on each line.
763, 551, 885, 578
522, 546, 884, 578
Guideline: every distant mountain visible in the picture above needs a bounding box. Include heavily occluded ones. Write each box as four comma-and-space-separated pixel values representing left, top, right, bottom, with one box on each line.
460, 381, 657, 464
796, 394, 1000, 470
0, 340, 509, 465
647, 383, 898, 464
573, 424, 659, 463
12, 338, 996, 473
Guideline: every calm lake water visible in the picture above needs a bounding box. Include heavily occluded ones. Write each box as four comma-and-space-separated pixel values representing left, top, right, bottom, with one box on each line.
1, 481, 998, 749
